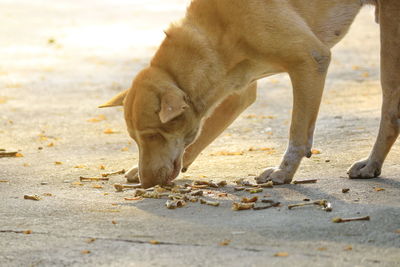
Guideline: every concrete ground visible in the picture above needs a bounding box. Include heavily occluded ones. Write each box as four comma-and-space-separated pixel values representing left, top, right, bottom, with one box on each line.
0, 1, 399, 266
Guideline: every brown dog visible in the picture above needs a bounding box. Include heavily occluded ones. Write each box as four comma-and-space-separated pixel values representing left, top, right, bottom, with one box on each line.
101, 0, 399, 188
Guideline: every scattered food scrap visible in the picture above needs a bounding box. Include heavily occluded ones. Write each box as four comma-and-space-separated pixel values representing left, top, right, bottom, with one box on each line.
149, 240, 160, 245
232, 202, 254, 211
332, 216, 370, 223
292, 179, 318, 185
0, 150, 22, 158
23, 230, 32, 235
81, 250, 91, 255
24, 195, 41, 201
258, 181, 274, 188
200, 199, 220, 207
344, 246, 353, 251
246, 188, 263, 194
288, 200, 332, 212
165, 199, 186, 209
241, 196, 258, 203
253, 202, 280, 210
54, 161, 63, 165
114, 183, 142, 192
124, 197, 143, 201
102, 169, 126, 177
80, 177, 110, 182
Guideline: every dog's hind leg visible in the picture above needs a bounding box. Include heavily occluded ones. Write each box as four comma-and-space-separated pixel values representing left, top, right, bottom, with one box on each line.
181, 82, 257, 172
348, 0, 400, 179
256, 43, 331, 184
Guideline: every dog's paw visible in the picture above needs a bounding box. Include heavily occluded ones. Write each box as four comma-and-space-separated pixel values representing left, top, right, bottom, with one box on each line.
347, 158, 381, 179
255, 167, 293, 185
125, 166, 139, 183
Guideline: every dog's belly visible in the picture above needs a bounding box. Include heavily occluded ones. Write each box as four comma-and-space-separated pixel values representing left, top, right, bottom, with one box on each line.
289, 0, 362, 48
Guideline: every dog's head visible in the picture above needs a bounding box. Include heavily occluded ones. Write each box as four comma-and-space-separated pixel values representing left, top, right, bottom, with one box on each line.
101, 67, 200, 188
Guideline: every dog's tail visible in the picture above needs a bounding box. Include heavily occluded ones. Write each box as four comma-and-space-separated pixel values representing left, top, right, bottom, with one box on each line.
98, 90, 128, 108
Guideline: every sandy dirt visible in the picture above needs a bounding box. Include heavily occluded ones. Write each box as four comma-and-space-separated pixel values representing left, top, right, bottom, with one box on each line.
0, 1, 399, 266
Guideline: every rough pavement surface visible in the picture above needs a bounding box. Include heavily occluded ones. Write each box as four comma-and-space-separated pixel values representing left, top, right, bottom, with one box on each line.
1, 1, 399, 266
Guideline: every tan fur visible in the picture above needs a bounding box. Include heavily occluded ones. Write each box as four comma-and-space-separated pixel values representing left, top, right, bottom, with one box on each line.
103, 0, 397, 188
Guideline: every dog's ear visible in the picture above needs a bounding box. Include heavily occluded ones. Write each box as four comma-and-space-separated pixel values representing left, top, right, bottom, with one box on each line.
159, 88, 189, 123
98, 90, 128, 108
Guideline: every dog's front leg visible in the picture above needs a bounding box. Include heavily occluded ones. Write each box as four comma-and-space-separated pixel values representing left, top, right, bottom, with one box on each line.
182, 83, 257, 171
348, 0, 400, 179
256, 49, 331, 184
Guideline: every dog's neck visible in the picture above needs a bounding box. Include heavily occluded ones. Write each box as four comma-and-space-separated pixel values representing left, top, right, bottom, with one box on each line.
150, 22, 247, 121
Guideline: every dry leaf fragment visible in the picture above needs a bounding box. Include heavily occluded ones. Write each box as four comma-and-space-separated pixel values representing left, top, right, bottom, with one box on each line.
219, 240, 231, 246
42, 193, 53, 197
24, 195, 41, 201
121, 147, 129, 152
99, 165, 106, 170
87, 114, 107, 123
149, 240, 160, 245
92, 185, 103, 189
0, 96, 8, 104
112, 220, 117, 225
47, 142, 54, 147
374, 187, 385, 192
311, 149, 321, 155
81, 250, 91, 255
0, 180, 9, 183
71, 182, 84, 186
395, 229, 400, 234
54, 161, 63, 165
85, 238, 96, 243
74, 165, 86, 169
344, 246, 353, 251
23, 230, 32, 234
274, 252, 289, 257
210, 151, 244, 156
15, 153, 24, 157
103, 128, 119, 134
342, 188, 350, 193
